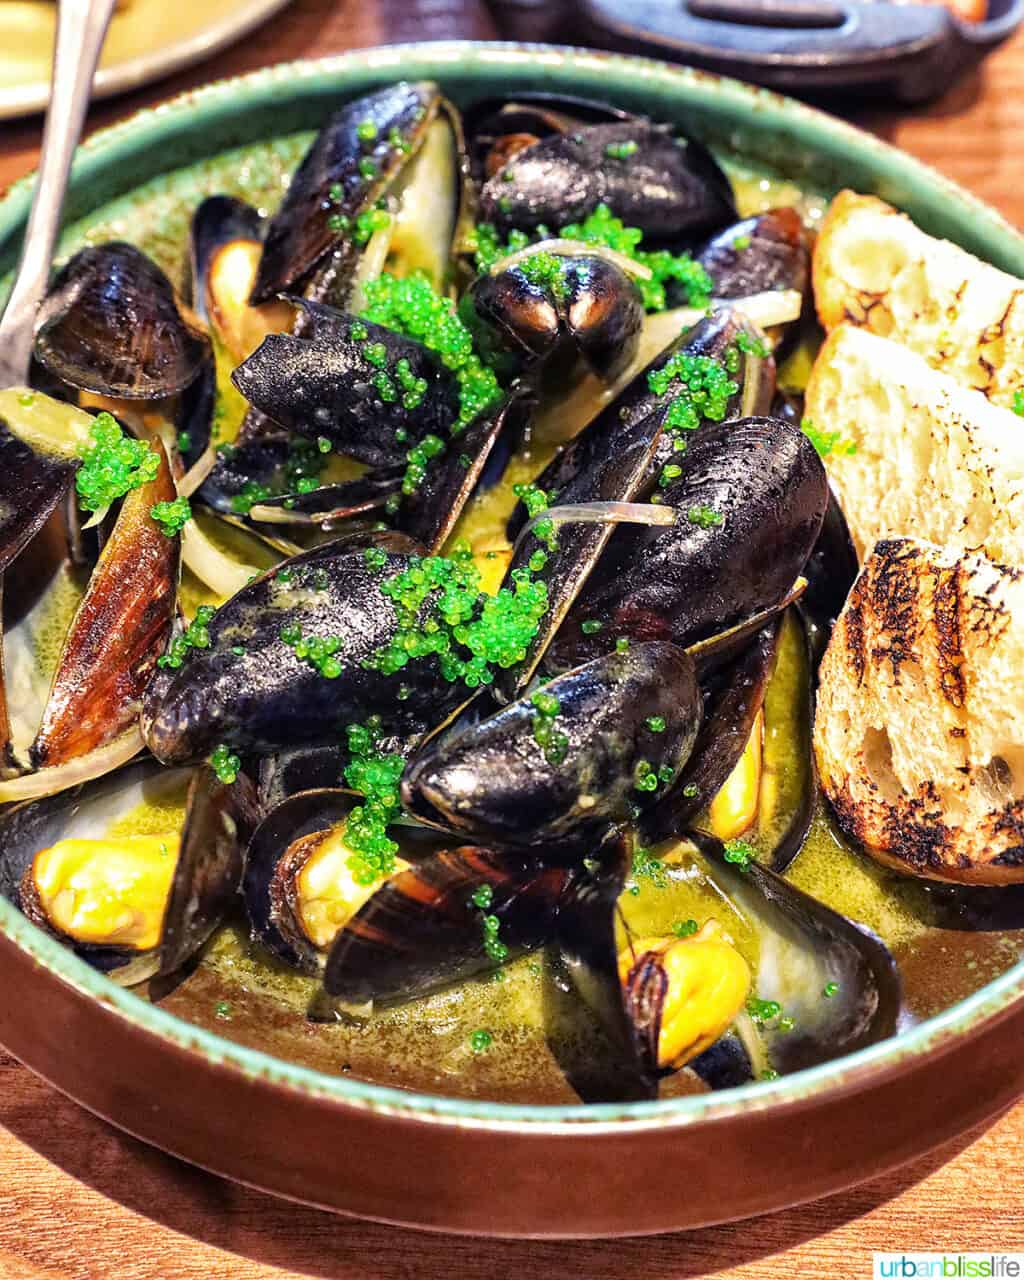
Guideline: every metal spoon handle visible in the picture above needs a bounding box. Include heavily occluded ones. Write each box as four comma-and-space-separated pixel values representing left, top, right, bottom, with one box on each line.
0, 0, 118, 387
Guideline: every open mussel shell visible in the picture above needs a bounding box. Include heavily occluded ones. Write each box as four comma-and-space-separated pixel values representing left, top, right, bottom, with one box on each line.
640, 619, 781, 846
232, 299, 461, 469
391, 394, 523, 555
801, 486, 860, 667
493, 405, 668, 706
546, 416, 828, 671
324, 844, 570, 1006
509, 306, 776, 541
460, 249, 644, 385
243, 788, 356, 972
686, 830, 903, 1075
142, 534, 470, 764
548, 832, 658, 1102
34, 243, 211, 400
403, 641, 701, 850
0, 759, 254, 985
478, 120, 735, 243
249, 468, 404, 528
0, 398, 80, 576
698, 208, 811, 302
462, 93, 631, 184
251, 81, 441, 305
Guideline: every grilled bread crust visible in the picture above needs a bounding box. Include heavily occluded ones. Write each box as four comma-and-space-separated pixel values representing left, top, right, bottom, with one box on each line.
813, 190, 1024, 412
814, 537, 1024, 884
803, 325, 1024, 566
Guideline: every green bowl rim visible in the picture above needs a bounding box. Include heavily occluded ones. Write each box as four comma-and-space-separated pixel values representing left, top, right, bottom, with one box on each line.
2, 40, 1023, 1131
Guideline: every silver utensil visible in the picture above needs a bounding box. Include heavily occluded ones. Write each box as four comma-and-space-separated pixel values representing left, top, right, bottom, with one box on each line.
0, 0, 118, 388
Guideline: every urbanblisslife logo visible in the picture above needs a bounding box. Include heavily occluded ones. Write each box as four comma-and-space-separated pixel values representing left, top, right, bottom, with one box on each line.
874, 1257, 1024, 1278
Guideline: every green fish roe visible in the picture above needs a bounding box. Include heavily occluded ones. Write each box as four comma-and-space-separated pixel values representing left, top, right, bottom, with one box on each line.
177, 430, 192, 454
645, 716, 667, 733
801, 417, 857, 459
469, 1029, 494, 1053
215, 1000, 233, 1020
1014, 389, 1024, 416
530, 689, 568, 765
364, 546, 389, 573
672, 918, 699, 937
342, 718, 406, 886
279, 623, 344, 679
517, 250, 567, 298
481, 913, 509, 963
356, 119, 378, 144
629, 844, 668, 893
604, 140, 638, 160
682, 783, 699, 798
778, 1015, 796, 1033
687, 505, 724, 529
823, 981, 839, 998
158, 604, 217, 670
648, 352, 738, 436
364, 545, 549, 689
354, 208, 391, 245
75, 412, 161, 513
512, 482, 551, 519
732, 234, 752, 251
149, 496, 192, 538
760, 1068, 780, 1082
210, 743, 241, 785
360, 271, 501, 432
746, 996, 782, 1024
580, 619, 603, 635
723, 838, 756, 870
17, 391, 35, 407
358, 157, 379, 180
471, 884, 494, 909
736, 330, 771, 359
327, 213, 351, 234
473, 204, 713, 312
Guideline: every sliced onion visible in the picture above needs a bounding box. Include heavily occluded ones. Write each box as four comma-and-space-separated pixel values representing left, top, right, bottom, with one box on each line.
177, 444, 217, 498
180, 520, 260, 600
0, 727, 144, 804
513, 500, 676, 561
348, 222, 395, 314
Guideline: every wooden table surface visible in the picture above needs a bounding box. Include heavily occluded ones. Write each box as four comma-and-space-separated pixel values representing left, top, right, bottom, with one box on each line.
2, 1, 1024, 1275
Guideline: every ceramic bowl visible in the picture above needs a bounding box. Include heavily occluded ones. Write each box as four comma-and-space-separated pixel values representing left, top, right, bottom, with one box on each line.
1, 42, 1023, 1238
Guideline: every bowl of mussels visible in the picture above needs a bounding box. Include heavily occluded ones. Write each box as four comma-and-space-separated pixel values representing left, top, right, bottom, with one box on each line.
1, 41, 1023, 1237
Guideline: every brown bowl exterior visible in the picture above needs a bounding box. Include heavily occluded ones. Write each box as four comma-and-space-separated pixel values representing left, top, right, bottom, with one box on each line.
3, 926, 1023, 1237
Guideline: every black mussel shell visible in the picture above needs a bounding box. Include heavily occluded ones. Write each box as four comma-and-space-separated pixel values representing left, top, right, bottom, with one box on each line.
698, 208, 811, 301
549, 833, 658, 1102
801, 486, 859, 668
251, 81, 440, 304
546, 417, 828, 670
509, 307, 775, 541
478, 121, 735, 243
324, 844, 570, 1005
493, 401, 667, 705
688, 830, 903, 1074
640, 619, 780, 845
160, 765, 259, 975
197, 432, 291, 514
142, 534, 469, 764
392, 394, 523, 555
403, 641, 701, 849
463, 93, 631, 183
460, 251, 643, 385
232, 299, 461, 469
189, 194, 264, 323
258, 746, 349, 812
243, 788, 355, 972
249, 468, 404, 527
34, 243, 211, 399
0, 414, 78, 576
0, 760, 252, 983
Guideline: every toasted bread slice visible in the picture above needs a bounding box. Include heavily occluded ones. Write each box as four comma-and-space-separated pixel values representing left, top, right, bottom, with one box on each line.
815, 537, 1024, 884
803, 325, 1024, 565
813, 190, 1024, 411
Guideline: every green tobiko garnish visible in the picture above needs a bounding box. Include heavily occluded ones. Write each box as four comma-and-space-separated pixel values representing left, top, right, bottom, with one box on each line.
210, 743, 241, 785
516, 250, 567, 297
648, 351, 738, 435
158, 604, 216, 670
279, 623, 344, 679
342, 718, 406, 885
473, 203, 713, 312
149, 496, 192, 538
801, 417, 858, 459
359, 271, 501, 431
530, 689, 568, 765
723, 838, 756, 870
364, 544, 549, 689
75, 412, 160, 513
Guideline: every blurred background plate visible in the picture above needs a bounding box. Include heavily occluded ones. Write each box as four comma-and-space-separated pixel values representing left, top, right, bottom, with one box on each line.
0, 0, 293, 120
